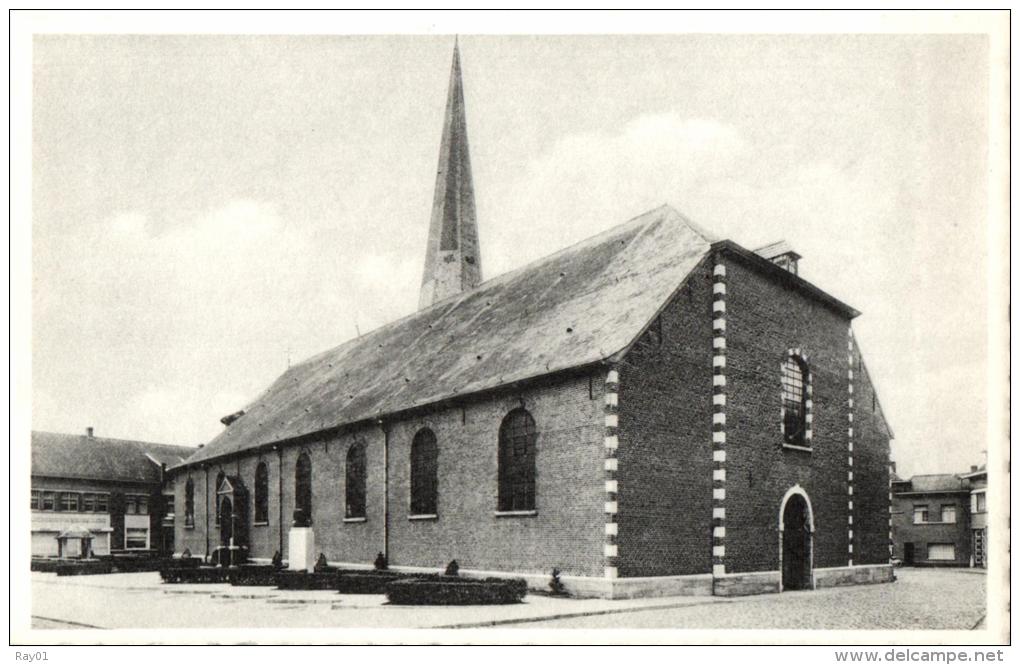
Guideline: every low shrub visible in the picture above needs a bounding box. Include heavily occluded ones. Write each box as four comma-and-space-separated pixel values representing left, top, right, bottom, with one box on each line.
228, 565, 279, 586
159, 566, 230, 584
274, 570, 340, 590
335, 571, 407, 594
31, 558, 62, 573
55, 560, 115, 576
386, 577, 527, 605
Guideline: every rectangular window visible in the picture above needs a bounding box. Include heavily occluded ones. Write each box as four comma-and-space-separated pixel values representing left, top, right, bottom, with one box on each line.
137, 495, 149, 515
125, 495, 137, 514
163, 494, 175, 517
82, 493, 96, 512
31, 490, 40, 510
976, 493, 986, 512
927, 543, 956, 561
125, 528, 148, 550
42, 492, 55, 511
912, 505, 929, 524
940, 505, 956, 524
95, 494, 109, 513
60, 492, 79, 512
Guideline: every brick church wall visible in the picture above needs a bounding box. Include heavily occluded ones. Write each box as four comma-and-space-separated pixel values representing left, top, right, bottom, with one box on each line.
615, 259, 715, 577
720, 255, 889, 573
175, 372, 606, 576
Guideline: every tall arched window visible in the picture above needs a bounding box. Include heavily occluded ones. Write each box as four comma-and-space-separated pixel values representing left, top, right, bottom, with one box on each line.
782, 355, 809, 445
410, 429, 439, 516
295, 453, 312, 525
345, 444, 366, 519
498, 408, 537, 512
214, 471, 225, 525
184, 477, 195, 527
254, 462, 269, 524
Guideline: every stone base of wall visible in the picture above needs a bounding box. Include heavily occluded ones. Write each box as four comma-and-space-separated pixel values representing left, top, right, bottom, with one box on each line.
326, 560, 712, 599
712, 570, 782, 596
813, 564, 895, 588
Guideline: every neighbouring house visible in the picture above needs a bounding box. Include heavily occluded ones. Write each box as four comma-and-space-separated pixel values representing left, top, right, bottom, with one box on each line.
31, 428, 196, 558
891, 464, 988, 568
169, 42, 895, 599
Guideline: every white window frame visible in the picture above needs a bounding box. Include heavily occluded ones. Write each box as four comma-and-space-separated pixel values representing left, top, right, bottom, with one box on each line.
124, 527, 150, 550
927, 543, 956, 561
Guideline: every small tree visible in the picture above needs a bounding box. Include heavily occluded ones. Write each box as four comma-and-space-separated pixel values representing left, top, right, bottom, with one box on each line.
271, 550, 284, 569
181, 548, 192, 560
374, 552, 389, 571
549, 568, 567, 596
314, 553, 329, 573
444, 559, 460, 576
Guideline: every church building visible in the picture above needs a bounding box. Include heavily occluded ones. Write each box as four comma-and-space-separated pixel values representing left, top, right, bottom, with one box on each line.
170, 43, 895, 598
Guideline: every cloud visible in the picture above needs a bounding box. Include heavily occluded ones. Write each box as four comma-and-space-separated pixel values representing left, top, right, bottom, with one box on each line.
486, 114, 748, 276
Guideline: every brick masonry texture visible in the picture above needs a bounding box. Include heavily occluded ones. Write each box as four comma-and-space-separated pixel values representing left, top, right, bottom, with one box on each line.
616, 258, 714, 577
891, 493, 972, 566
177, 372, 606, 577
719, 256, 890, 574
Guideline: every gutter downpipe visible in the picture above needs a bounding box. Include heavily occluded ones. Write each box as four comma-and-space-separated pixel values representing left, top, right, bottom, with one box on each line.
277, 445, 284, 557
380, 420, 390, 561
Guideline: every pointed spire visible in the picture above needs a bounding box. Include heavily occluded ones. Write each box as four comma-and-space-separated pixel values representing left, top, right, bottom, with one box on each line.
418, 39, 482, 310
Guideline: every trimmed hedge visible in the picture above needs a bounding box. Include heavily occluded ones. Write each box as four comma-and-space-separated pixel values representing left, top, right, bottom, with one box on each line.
274, 570, 340, 590
228, 565, 281, 587
31, 558, 63, 573
55, 560, 115, 576
160, 566, 231, 584
336, 571, 419, 594
386, 577, 527, 605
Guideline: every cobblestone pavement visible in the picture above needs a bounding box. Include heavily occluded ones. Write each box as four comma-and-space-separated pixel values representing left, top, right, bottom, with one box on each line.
28, 568, 985, 632
516, 569, 987, 630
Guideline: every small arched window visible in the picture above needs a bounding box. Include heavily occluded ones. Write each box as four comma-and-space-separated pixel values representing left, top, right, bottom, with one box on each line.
254, 462, 269, 524
214, 471, 225, 525
498, 408, 537, 512
295, 453, 312, 525
410, 429, 439, 516
782, 355, 809, 445
184, 477, 195, 527
346, 444, 367, 519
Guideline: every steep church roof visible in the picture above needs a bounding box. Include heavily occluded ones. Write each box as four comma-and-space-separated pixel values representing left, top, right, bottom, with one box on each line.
182, 205, 714, 466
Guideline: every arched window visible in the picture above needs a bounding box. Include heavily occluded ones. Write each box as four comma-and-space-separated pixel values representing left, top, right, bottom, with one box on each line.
254, 462, 269, 524
214, 471, 225, 525
345, 444, 366, 519
498, 408, 537, 512
410, 429, 439, 516
295, 453, 312, 525
184, 477, 195, 527
782, 355, 809, 445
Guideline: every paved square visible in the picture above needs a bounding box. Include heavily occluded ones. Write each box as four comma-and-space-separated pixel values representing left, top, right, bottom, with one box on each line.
30, 568, 985, 631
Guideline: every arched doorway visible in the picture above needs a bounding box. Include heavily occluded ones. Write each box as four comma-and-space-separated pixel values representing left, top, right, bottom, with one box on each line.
219, 497, 233, 549
781, 492, 813, 590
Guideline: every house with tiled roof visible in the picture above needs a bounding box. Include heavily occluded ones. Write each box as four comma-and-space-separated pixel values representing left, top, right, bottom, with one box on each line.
170, 42, 895, 598
31, 428, 196, 558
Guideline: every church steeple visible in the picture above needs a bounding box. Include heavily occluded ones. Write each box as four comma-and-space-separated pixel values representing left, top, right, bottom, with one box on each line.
418, 39, 483, 310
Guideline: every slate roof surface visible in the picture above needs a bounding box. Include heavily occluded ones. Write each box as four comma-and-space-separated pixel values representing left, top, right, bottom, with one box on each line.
902, 474, 969, 493
183, 205, 715, 466
32, 431, 197, 484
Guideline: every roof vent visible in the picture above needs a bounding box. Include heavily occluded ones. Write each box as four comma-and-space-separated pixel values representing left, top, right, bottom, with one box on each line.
85, 427, 94, 438
754, 240, 801, 275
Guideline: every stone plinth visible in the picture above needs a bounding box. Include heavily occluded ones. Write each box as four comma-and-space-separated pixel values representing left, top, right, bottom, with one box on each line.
288, 527, 315, 572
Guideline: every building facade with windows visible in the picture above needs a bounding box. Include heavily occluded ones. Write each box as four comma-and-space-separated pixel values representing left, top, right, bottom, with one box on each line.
890, 469, 986, 568
170, 43, 895, 598
31, 429, 195, 558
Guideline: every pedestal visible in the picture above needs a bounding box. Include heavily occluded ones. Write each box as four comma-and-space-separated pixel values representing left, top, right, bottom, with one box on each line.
288, 527, 315, 572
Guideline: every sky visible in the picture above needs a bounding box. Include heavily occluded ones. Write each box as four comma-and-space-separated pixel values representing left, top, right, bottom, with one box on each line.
29, 31, 997, 477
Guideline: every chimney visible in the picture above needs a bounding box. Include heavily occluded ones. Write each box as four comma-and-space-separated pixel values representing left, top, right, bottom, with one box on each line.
890, 461, 897, 474
85, 427, 94, 438
754, 240, 802, 276
970, 465, 978, 473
